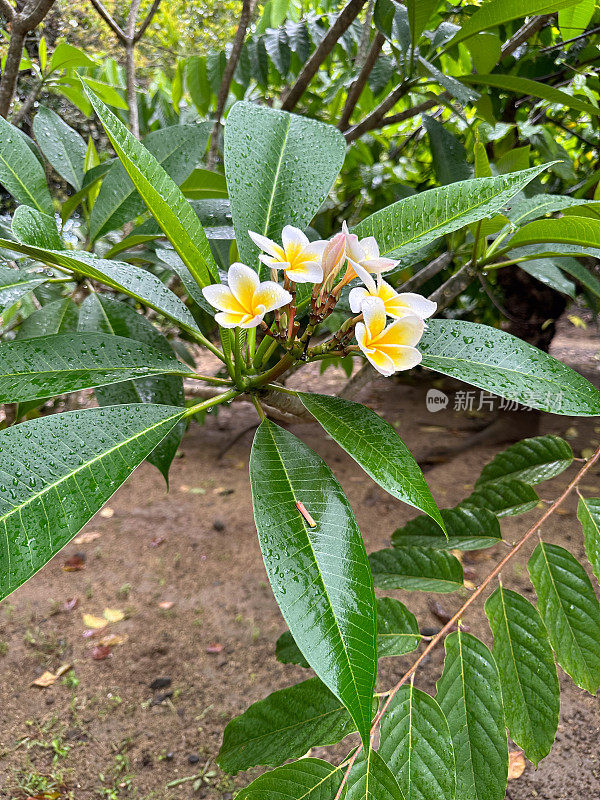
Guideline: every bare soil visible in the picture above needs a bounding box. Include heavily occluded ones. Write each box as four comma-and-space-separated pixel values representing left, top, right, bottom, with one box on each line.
1, 319, 599, 800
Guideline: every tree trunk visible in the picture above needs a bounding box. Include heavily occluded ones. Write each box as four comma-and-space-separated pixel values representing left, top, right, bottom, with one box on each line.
125, 40, 139, 138
0, 25, 26, 118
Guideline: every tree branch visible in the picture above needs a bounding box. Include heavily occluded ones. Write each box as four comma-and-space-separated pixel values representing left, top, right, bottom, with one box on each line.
0, 0, 14, 23
88, 0, 126, 42
0, 0, 57, 118
206, 0, 256, 169
500, 13, 553, 59
343, 79, 414, 142
281, 0, 368, 112
338, 31, 385, 131
133, 0, 161, 43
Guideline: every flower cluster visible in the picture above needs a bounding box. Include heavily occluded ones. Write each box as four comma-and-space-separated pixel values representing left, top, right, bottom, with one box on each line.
202, 225, 436, 376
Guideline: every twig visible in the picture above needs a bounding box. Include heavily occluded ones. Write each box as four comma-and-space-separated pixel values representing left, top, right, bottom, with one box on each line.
539, 23, 600, 52
399, 251, 453, 292
88, 0, 126, 42
500, 14, 553, 60
343, 79, 413, 142
335, 443, 600, 798
281, 0, 368, 112
338, 31, 385, 130
207, 0, 256, 168
134, 0, 161, 43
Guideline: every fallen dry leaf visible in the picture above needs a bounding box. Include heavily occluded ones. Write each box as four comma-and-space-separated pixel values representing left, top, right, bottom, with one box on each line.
91, 645, 112, 661
158, 601, 175, 610
206, 643, 224, 654
429, 600, 452, 623
62, 554, 86, 571
82, 613, 108, 630
31, 671, 58, 688
508, 750, 526, 780
96, 633, 128, 647
99, 507, 114, 518
150, 536, 166, 547
63, 597, 79, 612
74, 531, 101, 544
55, 663, 72, 678
103, 608, 125, 623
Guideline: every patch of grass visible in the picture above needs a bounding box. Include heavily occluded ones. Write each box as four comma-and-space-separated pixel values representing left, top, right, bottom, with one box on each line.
9, 761, 73, 799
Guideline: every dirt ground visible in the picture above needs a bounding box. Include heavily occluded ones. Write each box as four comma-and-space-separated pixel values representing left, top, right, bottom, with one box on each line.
1, 319, 600, 800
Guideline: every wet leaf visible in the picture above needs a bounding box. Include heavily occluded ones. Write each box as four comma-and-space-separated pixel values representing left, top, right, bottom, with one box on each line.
103, 608, 125, 623
83, 614, 108, 630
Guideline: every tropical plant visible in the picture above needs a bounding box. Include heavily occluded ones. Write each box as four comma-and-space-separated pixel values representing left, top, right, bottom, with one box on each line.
1, 88, 600, 798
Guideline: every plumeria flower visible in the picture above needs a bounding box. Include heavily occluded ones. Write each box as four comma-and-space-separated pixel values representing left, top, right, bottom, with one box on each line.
355, 297, 424, 377
349, 273, 437, 320
202, 263, 292, 329
337, 221, 399, 288
248, 226, 327, 284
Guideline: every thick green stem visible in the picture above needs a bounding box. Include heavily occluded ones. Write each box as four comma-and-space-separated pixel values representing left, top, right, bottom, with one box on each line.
183, 388, 239, 418
234, 327, 245, 388
248, 352, 296, 388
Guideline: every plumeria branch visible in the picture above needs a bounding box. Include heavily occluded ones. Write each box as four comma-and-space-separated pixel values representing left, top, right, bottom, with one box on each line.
332, 441, 600, 798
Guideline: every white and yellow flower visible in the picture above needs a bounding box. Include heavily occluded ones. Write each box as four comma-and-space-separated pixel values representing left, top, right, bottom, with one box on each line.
355, 297, 424, 376
202, 262, 292, 329
338, 221, 398, 288
349, 273, 436, 320
248, 226, 327, 284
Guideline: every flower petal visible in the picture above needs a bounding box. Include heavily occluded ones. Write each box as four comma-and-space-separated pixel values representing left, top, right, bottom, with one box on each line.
228, 263, 259, 310
238, 311, 266, 329
259, 254, 288, 270
394, 293, 437, 319
303, 239, 328, 258
387, 345, 423, 371
376, 314, 424, 348
215, 311, 245, 328
355, 322, 369, 351
248, 231, 285, 260
253, 282, 293, 312
362, 257, 398, 275
342, 221, 364, 262
282, 225, 310, 251
359, 236, 380, 260
349, 286, 369, 314
364, 348, 396, 376
361, 296, 387, 339
286, 261, 324, 284
202, 284, 245, 314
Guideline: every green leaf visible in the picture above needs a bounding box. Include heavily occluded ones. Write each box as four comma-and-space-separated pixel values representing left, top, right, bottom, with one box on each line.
528, 542, 600, 694
180, 168, 228, 199
218, 677, 358, 774
15, 297, 78, 339
89, 123, 211, 242
504, 193, 598, 225
507, 217, 600, 253
81, 76, 128, 110
376, 597, 421, 658
379, 685, 455, 800
347, 749, 405, 800
556, 257, 600, 300
447, 0, 580, 47
392, 505, 501, 551
0, 115, 52, 214
424, 115, 471, 185
250, 420, 377, 745
299, 393, 443, 530
436, 630, 508, 800
82, 83, 217, 288
485, 586, 559, 766
476, 435, 573, 487
406, 0, 439, 43
0, 403, 187, 602
224, 101, 346, 273
33, 106, 87, 190
78, 294, 187, 481
237, 758, 347, 800
462, 73, 600, 119
420, 319, 600, 416
277, 598, 420, 666
0, 265, 46, 313
462, 479, 538, 517
185, 56, 211, 114
49, 42, 96, 71
466, 32, 501, 73
12, 206, 62, 250
577, 496, 600, 586
369, 546, 463, 593
420, 58, 479, 106
0, 332, 192, 403
352, 165, 549, 260
518, 258, 576, 298
559, 0, 595, 40
0, 242, 198, 333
